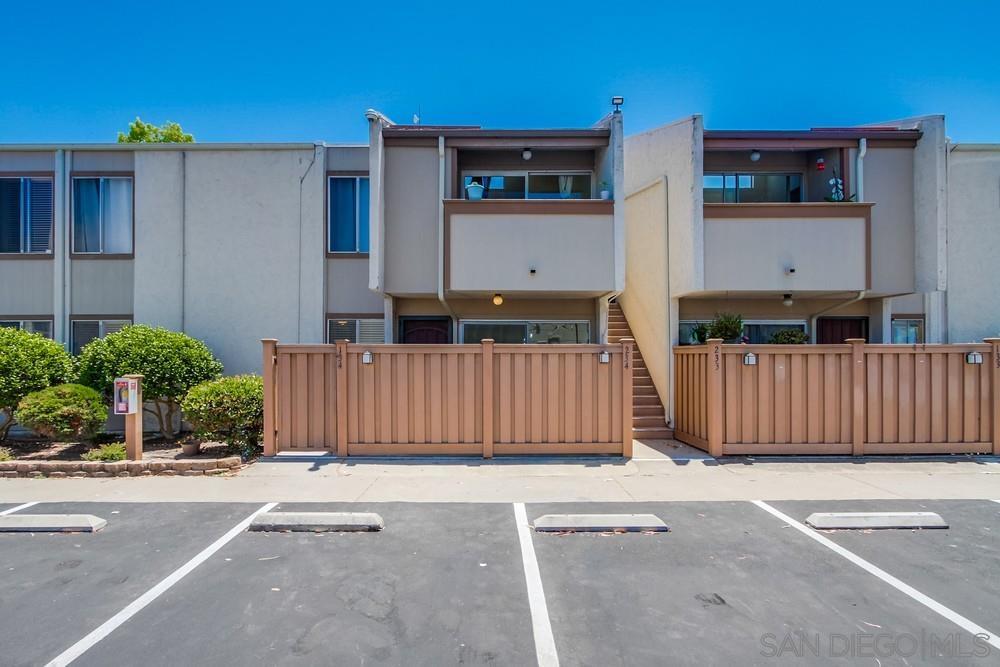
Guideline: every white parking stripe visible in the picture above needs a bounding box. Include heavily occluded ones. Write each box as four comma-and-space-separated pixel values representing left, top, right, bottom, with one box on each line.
753, 500, 1000, 650
0, 502, 38, 516
513, 503, 559, 667
45, 502, 277, 667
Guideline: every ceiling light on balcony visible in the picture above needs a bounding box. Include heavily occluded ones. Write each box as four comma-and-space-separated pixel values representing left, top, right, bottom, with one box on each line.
492, 293, 504, 306
521, 148, 532, 161
782, 293, 794, 307
750, 150, 761, 162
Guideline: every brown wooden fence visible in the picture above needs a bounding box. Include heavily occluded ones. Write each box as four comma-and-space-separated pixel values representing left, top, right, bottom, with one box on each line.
674, 338, 1000, 457
262, 339, 633, 457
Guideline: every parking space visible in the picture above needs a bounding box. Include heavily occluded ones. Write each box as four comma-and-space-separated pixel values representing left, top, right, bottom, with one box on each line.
0, 502, 260, 666
0, 499, 997, 665
73, 503, 536, 666
770, 499, 1000, 634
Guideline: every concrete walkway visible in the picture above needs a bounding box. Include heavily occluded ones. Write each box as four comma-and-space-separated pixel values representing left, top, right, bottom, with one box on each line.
1, 440, 998, 504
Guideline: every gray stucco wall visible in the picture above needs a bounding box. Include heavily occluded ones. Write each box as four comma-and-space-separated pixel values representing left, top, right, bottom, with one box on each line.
70, 259, 133, 315
864, 147, 916, 295
0, 260, 54, 315
383, 146, 440, 295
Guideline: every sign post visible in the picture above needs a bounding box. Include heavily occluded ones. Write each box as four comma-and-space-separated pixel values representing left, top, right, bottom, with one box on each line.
114, 375, 143, 461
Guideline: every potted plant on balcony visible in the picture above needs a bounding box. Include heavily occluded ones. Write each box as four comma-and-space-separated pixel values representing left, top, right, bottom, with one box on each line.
465, 180, 485, 201
707, 312, 745, 344
599, 181, 611, 200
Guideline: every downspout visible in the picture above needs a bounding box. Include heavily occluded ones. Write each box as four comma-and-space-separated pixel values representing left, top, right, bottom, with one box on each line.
436, 135, 458, 338
855, 138, 867, 201
180, 150, 187, 332
809, 290, 866, 343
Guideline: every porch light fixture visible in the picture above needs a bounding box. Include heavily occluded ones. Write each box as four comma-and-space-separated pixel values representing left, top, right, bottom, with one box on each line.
362, 351, 374, 365
521, 148, 532, 161
966, 351, 983, 365
492, 293, 504, 306
750, 150, 761, 162
599, 350, 610, 364
782, 293, 794, 307
743, 352, 758, 366
611, 96, 624, 111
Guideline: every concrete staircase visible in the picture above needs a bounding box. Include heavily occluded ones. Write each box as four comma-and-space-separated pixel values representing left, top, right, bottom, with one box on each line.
607, 302, 674, 440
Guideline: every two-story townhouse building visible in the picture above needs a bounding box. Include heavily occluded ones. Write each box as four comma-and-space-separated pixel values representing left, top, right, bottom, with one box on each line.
621, 114, 951, 432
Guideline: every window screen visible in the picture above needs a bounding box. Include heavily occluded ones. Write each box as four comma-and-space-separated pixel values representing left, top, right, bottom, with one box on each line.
327, 318, 384, 343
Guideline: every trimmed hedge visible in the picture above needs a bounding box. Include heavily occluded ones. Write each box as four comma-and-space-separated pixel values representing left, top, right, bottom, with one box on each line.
0, 327, 74, 441
182, 375, 264, 459
769, 329, 809, 345
16, 384, 107, 441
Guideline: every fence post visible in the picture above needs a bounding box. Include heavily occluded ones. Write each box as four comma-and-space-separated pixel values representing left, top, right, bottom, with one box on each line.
482, 339, 494, 459
987, 338, 1000, 456
847, 338, 866, 456
706, 338, 723, 458
261, 339, 277, 457
335, 340, 349, 458
621, 338, 634, 458
123, 374, 143, 461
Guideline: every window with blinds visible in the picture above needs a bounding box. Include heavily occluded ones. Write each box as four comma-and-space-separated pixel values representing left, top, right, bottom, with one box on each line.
72, 177, 133, 254
327, 318, 384, 344
0, 320, 53, 338
0, 177, 53, 253
71, 319, 131, 355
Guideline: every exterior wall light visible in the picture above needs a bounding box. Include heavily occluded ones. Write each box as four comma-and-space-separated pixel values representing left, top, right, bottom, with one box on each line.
599, 350, 610, 364
521, 148, 532, 161
611, 96, 624, 111
362, 351, 374, 365
782, 293, 794, 307
966, 351, 983, 364
492, 293, 504, 306
750, 150, 761, 162
743, 352, 758, 366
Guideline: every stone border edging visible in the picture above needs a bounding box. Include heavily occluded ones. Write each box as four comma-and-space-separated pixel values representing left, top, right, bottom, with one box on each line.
0, 457, 243, 478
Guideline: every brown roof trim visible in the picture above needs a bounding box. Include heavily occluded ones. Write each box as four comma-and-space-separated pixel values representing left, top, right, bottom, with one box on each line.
704, 129, 923, 141
383, 127, 609, 139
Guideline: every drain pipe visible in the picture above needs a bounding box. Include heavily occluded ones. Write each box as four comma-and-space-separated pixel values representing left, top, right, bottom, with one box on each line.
436, 135, 458, 339
809, 290, 867, 343
855, 138, 867, 201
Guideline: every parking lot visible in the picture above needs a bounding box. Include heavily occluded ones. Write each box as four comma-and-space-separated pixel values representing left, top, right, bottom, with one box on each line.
1, 498, 998, 665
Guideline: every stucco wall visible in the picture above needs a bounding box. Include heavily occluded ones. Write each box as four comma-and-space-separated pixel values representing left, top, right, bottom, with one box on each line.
946, 145, 1000, 342
70, 259, 133, 315
448, 213, 614, 293
383, 146, 439, 295
703, 216, 867, 292
324, 146, 368, 172
326, 258, 383, 314
134, 148, 325, 374
864, 147, 916, 295
0, 260, 54, 315
72, 151, 134, 172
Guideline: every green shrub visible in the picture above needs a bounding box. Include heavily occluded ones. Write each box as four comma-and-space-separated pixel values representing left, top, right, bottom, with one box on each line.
77, 325, 223, 440
691, 323, 709, 344
0, 327, 74, 441
0, 447, 13, 462
81, 443, 126, 461
15, 384, 107, 441
769, 329, 809, 345
182, 375, 264, 459
706, 312, 744, 342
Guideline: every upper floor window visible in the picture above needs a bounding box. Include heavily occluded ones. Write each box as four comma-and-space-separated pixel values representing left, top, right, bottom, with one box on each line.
328, 176, 370, 254
72, 177, 133, 255
0, 177, 53, 254
462, 172, 593, 200
704, 173, 802, 203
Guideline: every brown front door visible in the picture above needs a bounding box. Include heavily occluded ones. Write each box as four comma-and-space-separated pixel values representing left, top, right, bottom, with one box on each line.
400, 318, 452, 344
816, 317, 868, 344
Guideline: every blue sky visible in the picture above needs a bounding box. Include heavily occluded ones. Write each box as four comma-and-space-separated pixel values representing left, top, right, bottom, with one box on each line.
2, 1, 998, 143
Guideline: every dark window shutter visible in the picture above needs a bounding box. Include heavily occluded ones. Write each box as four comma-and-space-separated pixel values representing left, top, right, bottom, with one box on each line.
28, 179, 53, 252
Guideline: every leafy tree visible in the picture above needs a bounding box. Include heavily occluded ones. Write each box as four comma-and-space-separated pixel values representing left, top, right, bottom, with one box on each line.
0, 327, 74, 441
117, 117, 194, 143
77, 325, 223, 439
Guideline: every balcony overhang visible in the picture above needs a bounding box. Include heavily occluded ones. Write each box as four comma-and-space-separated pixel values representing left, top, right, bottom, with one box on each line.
704, 129, 921, 151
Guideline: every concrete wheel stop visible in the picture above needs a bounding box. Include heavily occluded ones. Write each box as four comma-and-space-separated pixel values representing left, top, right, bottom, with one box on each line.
0, 514, 107, 533
532, 514, 668, 533
249, 511, 385, 532
805, 512, 948, 530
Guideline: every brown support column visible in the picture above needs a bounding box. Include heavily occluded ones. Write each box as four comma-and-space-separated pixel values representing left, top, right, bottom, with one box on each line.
706, 339, 723, 458
481, 339, 494, 459
986, 339, 1000, 455
336, 340, 349, 458
261, 339, 277, 457
847, 338, 866, 456
124, 374, 143, 461
621, 338, 635, 458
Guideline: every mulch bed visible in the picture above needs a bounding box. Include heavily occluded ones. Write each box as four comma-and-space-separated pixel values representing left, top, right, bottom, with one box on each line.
2, 435, 233, 462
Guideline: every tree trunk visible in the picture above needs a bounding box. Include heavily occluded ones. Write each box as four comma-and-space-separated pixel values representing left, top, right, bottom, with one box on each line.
0, 409, 13, 442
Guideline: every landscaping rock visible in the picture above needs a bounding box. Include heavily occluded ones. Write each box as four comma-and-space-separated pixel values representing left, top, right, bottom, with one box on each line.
180, 470, 204, 476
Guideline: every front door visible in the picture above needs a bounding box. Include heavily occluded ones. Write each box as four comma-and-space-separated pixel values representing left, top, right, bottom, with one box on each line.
399, 318, 452, 344
816, 317, 868, 344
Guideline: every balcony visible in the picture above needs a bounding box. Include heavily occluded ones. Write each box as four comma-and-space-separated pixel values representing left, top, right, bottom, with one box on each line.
444, 199, 615, 296
702, 202, 872, 292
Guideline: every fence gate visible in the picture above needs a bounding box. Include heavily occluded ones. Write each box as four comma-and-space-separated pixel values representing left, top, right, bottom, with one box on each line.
262, 339, 633, 457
